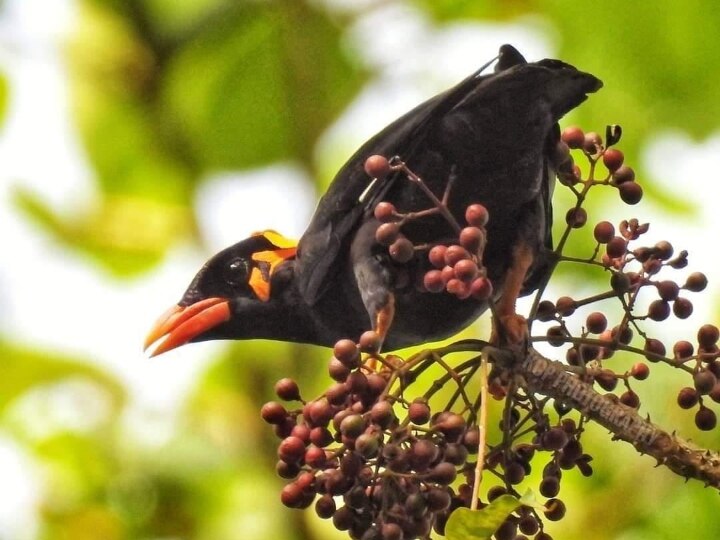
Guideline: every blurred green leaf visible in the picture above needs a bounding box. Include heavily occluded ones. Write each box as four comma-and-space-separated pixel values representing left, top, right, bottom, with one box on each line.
160, 0, 366, 171
0, 71, 9, 125
13, 187, 191, 276
0, 340, 125, 415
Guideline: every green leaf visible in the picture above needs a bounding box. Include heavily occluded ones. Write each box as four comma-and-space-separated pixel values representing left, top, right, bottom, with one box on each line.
12, 187, 191, 276
0, 340, 125, 415
445, 491, 541, 540
161, 1, 366, 171
0, 71, 9, 125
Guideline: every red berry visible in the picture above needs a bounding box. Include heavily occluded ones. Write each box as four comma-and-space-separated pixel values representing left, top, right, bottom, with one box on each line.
423, 270, 446, 293
602, 148, 624, 171
364, 155, 391, 178
261, 401, 288, 424
428, 245, 448, 268
631, 362, 650, 380
440, 265, 455, 283
275, 378, 301, 401
561, 126, 585, 149
465, 204, 489, 227
280, 482, 304, 508
408, 399, 431, 424
373, 201, 397, 222
446, 278, 470, 299
444, 245, 470, 266
470, 277, 493, 300
278, 436, 306, 463
454, 259, 478, 282
674, 340, 694, 360
459, 226, 484, 252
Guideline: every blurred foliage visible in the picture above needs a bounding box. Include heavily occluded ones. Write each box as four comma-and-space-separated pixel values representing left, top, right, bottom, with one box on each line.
0, 71, 8, 124
4, 0, 720, 539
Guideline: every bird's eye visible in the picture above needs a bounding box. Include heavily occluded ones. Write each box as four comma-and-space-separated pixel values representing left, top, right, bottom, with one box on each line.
224, 258, 249, 286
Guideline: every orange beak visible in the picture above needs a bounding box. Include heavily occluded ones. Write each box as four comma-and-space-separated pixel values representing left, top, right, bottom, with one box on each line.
144, 297, 231, 357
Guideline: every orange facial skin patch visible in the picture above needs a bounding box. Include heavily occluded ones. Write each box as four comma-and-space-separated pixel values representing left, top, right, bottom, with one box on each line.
248, 231, 298, 301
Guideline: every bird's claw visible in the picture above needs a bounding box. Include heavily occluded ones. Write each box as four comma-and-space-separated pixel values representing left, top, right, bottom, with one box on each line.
490, 314, 529, 347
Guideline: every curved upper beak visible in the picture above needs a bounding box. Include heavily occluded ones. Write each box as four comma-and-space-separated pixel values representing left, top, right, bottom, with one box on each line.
144, 297, 231, 357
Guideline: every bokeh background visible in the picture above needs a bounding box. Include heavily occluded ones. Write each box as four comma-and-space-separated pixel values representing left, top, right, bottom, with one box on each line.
1, 1, 720, 539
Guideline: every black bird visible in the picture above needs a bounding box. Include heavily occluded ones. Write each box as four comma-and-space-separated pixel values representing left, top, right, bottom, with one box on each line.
145, 45, 602, 356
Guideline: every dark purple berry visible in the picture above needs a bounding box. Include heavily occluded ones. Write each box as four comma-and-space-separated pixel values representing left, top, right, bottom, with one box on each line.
593, 221, 615, 243
586, 312, 607, 334
677, 387, 699, 409
699, 325, 720, 348
606, 236, 627, 258
696, 406, 717, 431
389, 237, 414, 263
375, 223, 400, 246
694, 370, 717, 395
673, 297, 694, 319
685, 272, 708, 292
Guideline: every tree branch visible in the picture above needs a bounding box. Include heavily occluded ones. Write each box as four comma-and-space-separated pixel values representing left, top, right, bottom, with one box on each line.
510, 347, 720, 489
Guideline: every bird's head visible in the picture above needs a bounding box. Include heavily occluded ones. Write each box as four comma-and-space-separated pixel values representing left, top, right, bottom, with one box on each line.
144, 230, 297, 357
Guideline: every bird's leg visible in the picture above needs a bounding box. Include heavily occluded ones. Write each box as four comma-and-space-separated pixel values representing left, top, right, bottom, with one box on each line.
490, 240, 534, 346
373, 294, 395, 346
351, 221, 397, 365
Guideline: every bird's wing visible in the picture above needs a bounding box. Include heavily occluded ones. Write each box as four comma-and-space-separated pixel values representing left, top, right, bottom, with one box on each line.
295, 46, 527, 305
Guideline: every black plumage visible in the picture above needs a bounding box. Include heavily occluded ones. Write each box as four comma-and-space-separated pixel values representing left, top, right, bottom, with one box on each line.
145, 45, 601, 356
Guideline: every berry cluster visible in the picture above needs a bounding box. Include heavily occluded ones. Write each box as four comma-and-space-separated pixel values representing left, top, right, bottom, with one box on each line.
263, 332, 590, 540
366, 155, 494, 302
262, 125, 720, 539
263, 337, 467, 539
531, 126, 718, 433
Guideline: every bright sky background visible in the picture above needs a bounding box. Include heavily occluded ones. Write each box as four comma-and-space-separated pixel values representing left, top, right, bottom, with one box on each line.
1, 1, 719, 538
